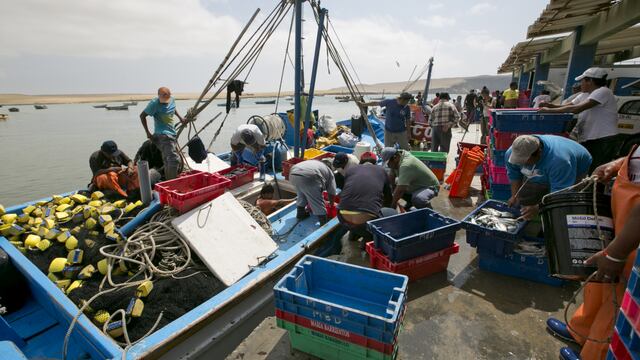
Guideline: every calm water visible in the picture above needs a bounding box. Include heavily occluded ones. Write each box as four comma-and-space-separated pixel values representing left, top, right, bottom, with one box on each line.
0, 96, 367, 206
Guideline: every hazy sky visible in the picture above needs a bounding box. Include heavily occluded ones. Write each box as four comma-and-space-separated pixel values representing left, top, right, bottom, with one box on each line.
0, 0, 548, 94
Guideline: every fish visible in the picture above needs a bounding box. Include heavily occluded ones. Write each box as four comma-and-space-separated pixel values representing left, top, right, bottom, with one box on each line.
469, 208, 524, 233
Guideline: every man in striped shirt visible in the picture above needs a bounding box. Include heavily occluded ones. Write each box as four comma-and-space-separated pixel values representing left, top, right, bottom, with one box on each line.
429, 92, 460, 153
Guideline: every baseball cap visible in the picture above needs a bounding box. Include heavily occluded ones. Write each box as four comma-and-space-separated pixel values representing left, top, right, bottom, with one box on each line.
380, 147, 398, 164
398, 92, 413, 100
508, 135, 540, 165
101, 140, 121, 156
360, 151, 378, 162
575, 67, 607, 81
332, 152, 349, 169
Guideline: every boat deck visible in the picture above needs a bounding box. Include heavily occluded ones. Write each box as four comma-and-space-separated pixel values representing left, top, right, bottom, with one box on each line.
228, 124, 580, 360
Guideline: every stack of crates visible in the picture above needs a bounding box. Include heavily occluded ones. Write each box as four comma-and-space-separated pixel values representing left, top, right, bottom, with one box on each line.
461, 200, 564, 286
608, 256, 640, 359
365, 208, 461, 282
274, 255, 408, 360
410, 151, 447, 181
483, 110, 573, 201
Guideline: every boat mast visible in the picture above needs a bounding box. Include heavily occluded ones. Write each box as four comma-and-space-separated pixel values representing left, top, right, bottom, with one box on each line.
302, 7, 327, 152
422, 57, 434, 101
293, 0, 303, 158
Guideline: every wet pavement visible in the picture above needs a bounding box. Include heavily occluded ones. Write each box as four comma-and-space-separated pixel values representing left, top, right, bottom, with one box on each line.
228, 125, 581, 360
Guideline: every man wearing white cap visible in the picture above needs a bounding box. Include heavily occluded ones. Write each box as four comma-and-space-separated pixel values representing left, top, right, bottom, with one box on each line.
505, 135, 592, 219
539, 67, 622, 171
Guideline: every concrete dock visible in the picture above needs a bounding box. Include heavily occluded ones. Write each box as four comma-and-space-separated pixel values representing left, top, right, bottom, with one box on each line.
228, 124, 581, 360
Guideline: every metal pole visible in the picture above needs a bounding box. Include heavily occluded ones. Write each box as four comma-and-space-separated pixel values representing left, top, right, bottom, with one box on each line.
293, 0, 303, 158
422, 57, 434, 101
303, 8, 326, 152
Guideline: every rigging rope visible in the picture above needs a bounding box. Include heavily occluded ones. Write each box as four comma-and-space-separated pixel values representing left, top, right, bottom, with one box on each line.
275, 10, 296, 114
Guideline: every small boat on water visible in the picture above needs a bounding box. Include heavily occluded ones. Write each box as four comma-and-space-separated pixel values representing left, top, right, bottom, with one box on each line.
334, 95, 349, 100
217, 102, 237, 108
93, 104, 107, 108
0, 114, 8, 120
105, 105, 129, 111
338, 98, 352, 102
8, 107, 19, 112
255, 99, 276, 105
285, 97, 293, 101
34, 105, 48, 110
123, 101, 138, 106
370, 89, 386, 101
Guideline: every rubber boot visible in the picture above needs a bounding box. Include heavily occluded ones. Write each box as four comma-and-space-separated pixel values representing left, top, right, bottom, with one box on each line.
317, 215, 328, 226
296, 206, 310, 220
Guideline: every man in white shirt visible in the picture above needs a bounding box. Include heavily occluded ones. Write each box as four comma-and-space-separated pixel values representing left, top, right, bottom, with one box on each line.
539, 67, 624, 171
532, 90, 552, 108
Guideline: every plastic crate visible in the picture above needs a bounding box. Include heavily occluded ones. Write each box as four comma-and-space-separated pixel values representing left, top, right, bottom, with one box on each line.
487, 161, 509, 185
282, 157, 305, 180
322, 145, 354, 154
487, 179, 512, 201
462, 200, 527, 241
615, 309, 640, 358
216, 164, 257, 189
303, 148, 328, 160
610, 331, 633, 360
477, 250, 564, 287
277, 318, 398, 360
490, 147, 507, 167
367, 208, 460, 263
490, 110, 573, 133
366, 242, 459, 282
273, 255, 408, 343
431, 168, 445, 182
410, 151, 447, 167
275, 309, 395, 355
622, 290, 640, 331
155, 171, 231, 213
457, 142, 487, 156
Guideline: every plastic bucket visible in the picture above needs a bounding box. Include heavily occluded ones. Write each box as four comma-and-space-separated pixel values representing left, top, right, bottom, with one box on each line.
540, 192, 614, 277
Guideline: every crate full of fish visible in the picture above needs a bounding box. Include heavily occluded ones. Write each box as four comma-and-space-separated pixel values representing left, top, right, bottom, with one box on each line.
462, 200, 528, 247
216, 164, 257, 189
367, 208, 461, 263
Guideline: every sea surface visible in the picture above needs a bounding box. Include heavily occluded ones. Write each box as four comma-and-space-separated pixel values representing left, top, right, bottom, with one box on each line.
0, 94, 469, 206
0, 96, 369, 206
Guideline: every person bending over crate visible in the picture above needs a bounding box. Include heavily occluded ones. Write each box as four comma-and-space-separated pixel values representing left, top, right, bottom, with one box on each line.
381, 147, 440, 210
289, 159, 337, 225
506, 135, 592, 220
337, 153, 396, 248
229, 124, 266, 166
546, 146, 640, 360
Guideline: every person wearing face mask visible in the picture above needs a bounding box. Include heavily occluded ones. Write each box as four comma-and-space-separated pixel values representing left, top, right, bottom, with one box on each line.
505, 135, 592, 220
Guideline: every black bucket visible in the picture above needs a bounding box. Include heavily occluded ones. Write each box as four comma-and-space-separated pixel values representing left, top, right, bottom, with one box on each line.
541, 191, 614, 278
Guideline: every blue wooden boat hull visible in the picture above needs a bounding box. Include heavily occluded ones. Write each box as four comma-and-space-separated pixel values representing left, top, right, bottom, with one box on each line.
0, 192, 343, 359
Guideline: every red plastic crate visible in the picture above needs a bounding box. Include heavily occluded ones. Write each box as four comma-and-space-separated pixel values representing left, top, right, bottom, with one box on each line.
457, 142, 487, 156
216, 164, 257, 189
622, 290, 640, 330
492, 130, 570, 150
365, 242, 459, 282
155, 170, 231, 213
432, 168, 445, 182
321, 191, 340, 219
282, 157, 305, 180
275, 309, 396, 355
488, 161, 509, 185
610, 331, 632, 360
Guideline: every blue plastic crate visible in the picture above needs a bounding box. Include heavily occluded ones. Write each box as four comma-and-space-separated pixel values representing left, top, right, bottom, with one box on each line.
477, 250, 564, 287
490, 110, 573, 133
614, 310, 640, 358
322, 145, 354, 154
628, 267, 640, 302
367, 208, 461, 262
490, 147, 507, 167
273, 255, 408, 343
462, 201, 528, 252
487, 179, 511, 201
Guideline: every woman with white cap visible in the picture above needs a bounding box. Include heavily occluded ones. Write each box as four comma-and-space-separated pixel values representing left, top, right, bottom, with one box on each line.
539, 67, 623, 171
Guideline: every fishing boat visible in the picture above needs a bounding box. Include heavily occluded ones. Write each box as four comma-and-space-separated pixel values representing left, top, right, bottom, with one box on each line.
93, 104, 107, 108
0, 1, 386, 358
370, 89, 386, 100
338, 98, 352, 102
285, 97, 293, 101
105, 105, 129, 111
8, 107, 19, 112
123, 101, 138, 106
0, 114, 7, 120
254, 99, 276, 105
217, 102, 237, 108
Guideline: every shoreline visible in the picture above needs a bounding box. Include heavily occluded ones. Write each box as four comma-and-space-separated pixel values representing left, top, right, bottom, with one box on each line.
0, 90, 373, 106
